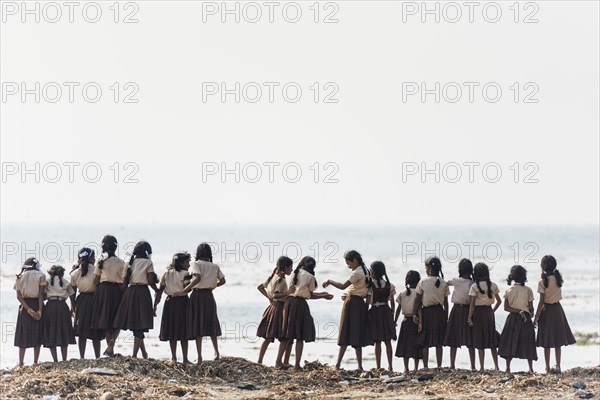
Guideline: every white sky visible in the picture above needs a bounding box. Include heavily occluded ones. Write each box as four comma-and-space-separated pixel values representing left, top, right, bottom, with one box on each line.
1, 1, 598, 226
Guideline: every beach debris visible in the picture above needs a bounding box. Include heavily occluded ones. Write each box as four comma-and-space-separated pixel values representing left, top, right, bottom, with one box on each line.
498, 375, 515, 384
380, 374, 390, 381
237, 384, 258, 390
41, 396, 58, 400
483, 386, 495, 393
360, 371, 374, 379
99, 392, 114, 400
382, 375, 406, 383
80, 368, 118, 376
575, 389, 594, 399
418, 373, 434, 382
572, 381, 587, 389
172, 389, 187, 397
168, 378, 177, 383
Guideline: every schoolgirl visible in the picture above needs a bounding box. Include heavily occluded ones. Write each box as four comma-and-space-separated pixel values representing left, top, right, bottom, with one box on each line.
394, 270, 422, 374
368, 261, 397, 371
44, 265, 76, 362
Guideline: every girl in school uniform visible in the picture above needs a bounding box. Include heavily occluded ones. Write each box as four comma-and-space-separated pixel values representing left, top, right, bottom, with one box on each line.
368, 261, 396, 371
394, 270, 422, 374
467, 262, 501, 371
177, 243, 225, 364
71, 248, 104, 359
533, 255, 575, 373
256, 256, 294, 365
14, 258, 46, 366
154, 252, 192, 364
91, 235, 126, 356
275, 256, 333, 371
413, 256, 449, 369
323, 250, 373, 371
44, 265, 76, 362
498, 265, 537, 373
444, 258, 475, 370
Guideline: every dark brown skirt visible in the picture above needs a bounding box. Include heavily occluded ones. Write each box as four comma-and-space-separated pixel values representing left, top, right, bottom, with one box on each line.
14, 298, 43, 348
499, 313, 537, 360
369, 304, 397, 342
91, 282, 122, 330
43, 299, 76, 347
113, 285, 154, 332
338, 295, 373, 348
470, 306, 499, 350
280, 296, 316, 342
536, 302, 576, 348
417, 305, 447, 348
444, 304, 471, 347
187, 289, 221, 338
74, 292, 105, 341
395, 318, 422, 359
256, 301, 285, 342
160, 295, 188, 341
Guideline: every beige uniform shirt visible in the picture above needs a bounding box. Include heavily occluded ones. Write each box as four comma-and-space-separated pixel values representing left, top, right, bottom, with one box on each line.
415, 276, 449, 307
396, 290, 418, 316
94, 256, 126, 283
469, 281, 499, 306
70, 264, 96, 293
190, 260, 225, 290
504, 284, 534, 312
448, 278, 473, 305
346, 267, 369, 298
14, 269, 47, 298
289, 269, 317, 299
127, 258, 154, 285
160, 269, 190, 296
46, 276, 75, 299
537, 276, 562, 304
263, 275, 288, 302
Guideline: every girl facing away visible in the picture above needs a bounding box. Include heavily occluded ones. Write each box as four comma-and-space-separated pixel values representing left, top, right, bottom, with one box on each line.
395, 270, 422, 374
323, 250, 373, 371
256, 256, 294, 365
44, 265, 77, 362
369, 261, 397, 371
498, 265, 537, 373
533, 255, 576, 373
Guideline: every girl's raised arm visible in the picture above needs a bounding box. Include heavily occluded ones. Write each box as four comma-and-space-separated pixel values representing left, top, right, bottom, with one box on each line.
323, 279, 351, 290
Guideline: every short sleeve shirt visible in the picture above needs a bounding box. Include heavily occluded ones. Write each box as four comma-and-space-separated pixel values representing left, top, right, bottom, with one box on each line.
161, 269, 189, 296
396, 290, 418, 316
14, 269, 47, 298
70, 264, 96, 293
468, 281, 499, 306
190, 260, 225, 290
290, 269, 317, 299
46, 276, 75, 299
94, 256, 126, 283
537, 275, 562, 304
347, 267, 369, 298
263, 276, 289, 301
504, 284, 534, 312
415, 276, 450, 307
128, 258, 154, 285
448, 278, 474, 305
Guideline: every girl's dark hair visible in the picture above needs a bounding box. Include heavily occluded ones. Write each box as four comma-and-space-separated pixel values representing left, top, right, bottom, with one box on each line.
370, 261, 390, 288
425, 256, 444, 288
77, 248, 95, 277
541, 255, 563, 288
458, 258, 474, 280
267, 256, 293, 285
48, 265, 65, 287
98, 235, 118, 270
17, 257, 39, 278
125, 241, 152, 286
473, 262, 493, 299
293, 256, 316, 285
171, 252, 191, 272
344, 250, 371, 287
196, 243, 213, 262
405, 270, 421, 296
507, 265, 528, 285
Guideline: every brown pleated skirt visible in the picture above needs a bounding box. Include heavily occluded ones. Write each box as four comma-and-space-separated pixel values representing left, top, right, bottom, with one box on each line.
14, 298, 43, 348
91, 282, 122, 330
74, 292, 105, 340
444, 304, 471, 347
280, 296, 316, 342
369, 304, 397, 342
338, 295, 373, 348
187, 289, 221, 338
160, 295, 188, 341
417, 304, 447, 348
113, 285, 154, 332
470, 306, 499, 350
498, 313, 537, 360
395, 318, 422, 359
256, 301, 285, 342
43, 299, 76, 347
536, 302, 576, 348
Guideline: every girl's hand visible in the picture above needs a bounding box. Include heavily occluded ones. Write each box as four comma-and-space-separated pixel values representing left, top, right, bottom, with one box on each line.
412, 315, 420, 325
417, 321, 423, 333
26, 308, 37, 318
325, 293, 334, 300
322, 280, 330, 288
341, 293, 348, 301
467, 319, 474, 328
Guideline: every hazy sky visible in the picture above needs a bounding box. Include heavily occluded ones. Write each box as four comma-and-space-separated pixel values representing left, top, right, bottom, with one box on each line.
1, 1, 598, 226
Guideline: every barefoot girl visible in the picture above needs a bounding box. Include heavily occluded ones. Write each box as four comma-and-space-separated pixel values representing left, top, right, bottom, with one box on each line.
44, 265, 76, 362
369, 261, 396, 371
395, 270, 422, 374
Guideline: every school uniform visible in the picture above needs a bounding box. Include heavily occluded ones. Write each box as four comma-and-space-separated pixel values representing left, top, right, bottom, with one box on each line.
71, 264, 104, 341
187, 260, 224, 338
280, 269, 317, 342
536, 275, 575, 348
395, 289, 422, 359
256, 275, 288, 342
498, 284, 537, 360
14, 269, 46, 348
91, 256, 126, 330
338, 267, 374, 348
159, 268, 190, 342
44, 276, 76, 347
444, 277, 473, 347
468, 281, 500, 349
113, 258, 155, 333
369, 280, 397, 342
415, 276, 449, 348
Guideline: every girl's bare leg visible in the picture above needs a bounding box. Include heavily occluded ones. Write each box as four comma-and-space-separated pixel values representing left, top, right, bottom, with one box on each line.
210, 336, 220, 360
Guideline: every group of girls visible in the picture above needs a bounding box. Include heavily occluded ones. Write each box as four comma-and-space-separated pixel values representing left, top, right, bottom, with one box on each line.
14, 235, 226, 366
256, 252, 576, 374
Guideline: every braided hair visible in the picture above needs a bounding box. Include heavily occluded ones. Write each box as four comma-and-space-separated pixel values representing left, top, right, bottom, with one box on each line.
266, 256, 293, 285
507, 265, 527, 285
125, 241, 152, 286
195, 243, 213, 262
293, 256, 316, 285
16, 257, 40, 279
77, 248, 95, 277
370, 261, 390, 289
98, 235, 118, 270
473, 262, 493, 298
405, 270, 421, 296
48, 265, 65, 287
458, 258, 474, 280
425, 256, 444, 288
344, 250, 371, 287
541, 255, 563, 288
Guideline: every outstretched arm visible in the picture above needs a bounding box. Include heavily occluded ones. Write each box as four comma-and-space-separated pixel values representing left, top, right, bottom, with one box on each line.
323, 279, 351, 290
